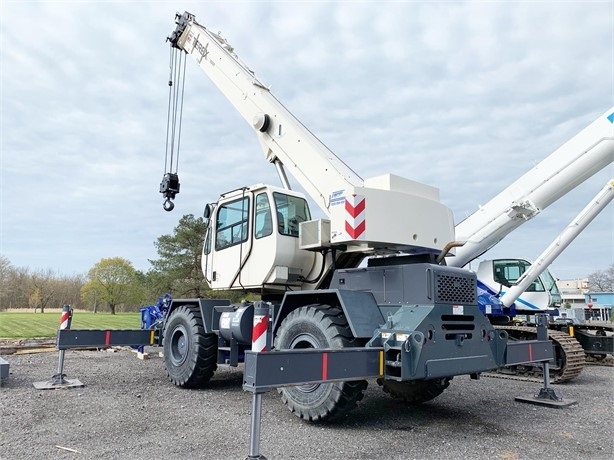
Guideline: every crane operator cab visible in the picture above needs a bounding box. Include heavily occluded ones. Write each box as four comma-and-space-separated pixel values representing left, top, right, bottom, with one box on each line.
202, 184, 318, 292
202, 175, 458, 293
477, 258, 562, 311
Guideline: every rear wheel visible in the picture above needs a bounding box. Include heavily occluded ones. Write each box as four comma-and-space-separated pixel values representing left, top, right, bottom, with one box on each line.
274, 305, 367, 422
163, 305, 217, 387
378, 377, 451, 404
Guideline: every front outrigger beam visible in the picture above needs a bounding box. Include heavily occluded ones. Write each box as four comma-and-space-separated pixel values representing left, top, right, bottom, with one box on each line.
56, 329, 158, 350
34, 325, 159, 390
243, 348, 383, 392
241, 335, 555, 460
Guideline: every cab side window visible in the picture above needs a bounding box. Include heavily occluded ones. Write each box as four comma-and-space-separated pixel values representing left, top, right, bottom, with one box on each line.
273, 192, 311, 237
215, 197, 249, 250
255, 193, 273, 239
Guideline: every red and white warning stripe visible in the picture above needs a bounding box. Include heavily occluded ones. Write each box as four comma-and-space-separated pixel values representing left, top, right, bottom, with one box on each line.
252, 314, 268, 352
345, 194, 366, 240
59, 309, 71, 330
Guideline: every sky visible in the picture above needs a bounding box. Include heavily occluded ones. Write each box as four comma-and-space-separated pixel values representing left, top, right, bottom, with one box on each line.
1, 0, 613, 281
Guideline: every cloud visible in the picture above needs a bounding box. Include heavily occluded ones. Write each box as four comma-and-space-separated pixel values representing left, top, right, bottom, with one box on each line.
1, 1, 612, 282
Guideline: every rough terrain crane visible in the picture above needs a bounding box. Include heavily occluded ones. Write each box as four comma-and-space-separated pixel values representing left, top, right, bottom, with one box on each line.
157, 12, 553, 422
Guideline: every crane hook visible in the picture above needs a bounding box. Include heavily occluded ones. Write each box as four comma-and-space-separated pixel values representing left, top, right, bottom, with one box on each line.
163, 198, 175, 212
160, 173, 180, 212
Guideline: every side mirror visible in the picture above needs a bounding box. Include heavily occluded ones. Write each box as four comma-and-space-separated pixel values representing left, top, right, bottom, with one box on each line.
203, 203, 215, 226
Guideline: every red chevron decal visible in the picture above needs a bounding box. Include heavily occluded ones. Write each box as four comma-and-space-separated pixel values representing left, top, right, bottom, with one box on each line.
345, 220, 366, 239
345, 196, 366, 217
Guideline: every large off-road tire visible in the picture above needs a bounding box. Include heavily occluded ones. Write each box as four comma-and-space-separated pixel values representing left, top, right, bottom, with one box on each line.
274, 305, 368, 422
163, 305, 217, 388
377, 377, 452, 404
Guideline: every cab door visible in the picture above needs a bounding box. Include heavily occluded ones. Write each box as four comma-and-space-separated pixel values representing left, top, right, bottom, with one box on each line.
205, 195, 251, 289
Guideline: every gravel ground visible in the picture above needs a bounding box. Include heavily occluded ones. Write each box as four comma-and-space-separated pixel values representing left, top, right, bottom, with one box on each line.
1, 348, 612, 460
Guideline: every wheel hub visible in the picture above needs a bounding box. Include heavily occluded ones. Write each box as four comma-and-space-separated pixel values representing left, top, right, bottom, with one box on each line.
290, 333, 321, 393
170, 325, 188, 366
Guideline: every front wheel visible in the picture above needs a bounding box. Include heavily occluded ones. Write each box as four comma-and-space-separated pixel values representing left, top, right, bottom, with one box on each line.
162, 305, 217, 388
274, 305, 367, 422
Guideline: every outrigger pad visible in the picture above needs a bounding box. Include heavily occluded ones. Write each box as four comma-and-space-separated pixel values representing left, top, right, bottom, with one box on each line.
515, 391, 577, 408
33, 375, 84, 390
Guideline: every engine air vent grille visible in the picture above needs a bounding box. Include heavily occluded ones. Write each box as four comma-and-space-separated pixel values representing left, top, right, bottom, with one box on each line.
435, 273, 475, 304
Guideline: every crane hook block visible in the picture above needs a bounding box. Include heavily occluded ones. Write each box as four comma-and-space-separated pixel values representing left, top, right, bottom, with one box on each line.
163, 198, 175, 212
160, 173, 180, 211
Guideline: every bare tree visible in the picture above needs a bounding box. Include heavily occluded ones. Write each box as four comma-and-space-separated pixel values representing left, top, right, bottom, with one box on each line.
0, 255, 13, 311
56, 273, 86, 309
5, 265, 30, 309
588, 265, 614, 292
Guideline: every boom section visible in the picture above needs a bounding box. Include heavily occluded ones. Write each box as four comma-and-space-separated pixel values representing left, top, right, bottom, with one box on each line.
168, 12, 362, 215
451, 107, 614, 268
168, 12, 456, 257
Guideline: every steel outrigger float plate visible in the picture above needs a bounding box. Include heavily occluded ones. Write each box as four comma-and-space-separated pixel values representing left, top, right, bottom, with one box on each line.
515, 391, 578, 408
33, 375, 84, 390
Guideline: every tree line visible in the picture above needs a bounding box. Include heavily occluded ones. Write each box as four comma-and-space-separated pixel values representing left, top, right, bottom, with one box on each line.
1, 213, 613, 313
0, 215, 248, 314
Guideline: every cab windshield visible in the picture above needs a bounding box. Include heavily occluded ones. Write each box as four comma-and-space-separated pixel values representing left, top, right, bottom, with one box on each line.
493, 259, 545, 292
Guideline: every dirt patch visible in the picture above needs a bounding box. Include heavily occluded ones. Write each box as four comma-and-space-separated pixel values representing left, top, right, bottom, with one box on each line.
0, 338, 55, 355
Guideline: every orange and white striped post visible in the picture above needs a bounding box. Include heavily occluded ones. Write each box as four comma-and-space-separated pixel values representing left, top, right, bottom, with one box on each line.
251, 302, 270, 353
59, 305, 72, 331
52, 304, 73, 385
247, 301, 272, 460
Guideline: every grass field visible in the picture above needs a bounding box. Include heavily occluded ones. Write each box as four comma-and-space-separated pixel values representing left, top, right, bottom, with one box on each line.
0, 311, 142, 339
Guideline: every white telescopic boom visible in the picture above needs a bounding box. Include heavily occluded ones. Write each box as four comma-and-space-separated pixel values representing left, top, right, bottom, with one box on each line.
450, 108, 614, 268
168, 12, 363, 215
499, 180, 614, 307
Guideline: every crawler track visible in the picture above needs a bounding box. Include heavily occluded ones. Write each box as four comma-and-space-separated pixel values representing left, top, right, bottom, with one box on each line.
485, 326, 585, 383
585, 355, 614, 367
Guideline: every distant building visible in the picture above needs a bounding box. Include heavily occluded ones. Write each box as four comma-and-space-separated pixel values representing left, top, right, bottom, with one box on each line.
556, 278, 611, 322
557, 278, 589, 308
585, 292, 613, 322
